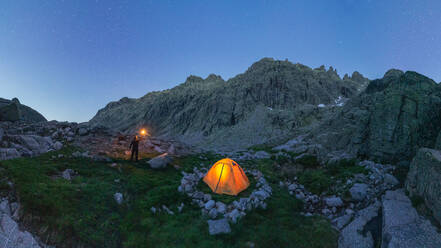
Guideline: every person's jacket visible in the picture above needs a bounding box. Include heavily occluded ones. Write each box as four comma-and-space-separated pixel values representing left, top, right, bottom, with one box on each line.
130, 139, 139, 150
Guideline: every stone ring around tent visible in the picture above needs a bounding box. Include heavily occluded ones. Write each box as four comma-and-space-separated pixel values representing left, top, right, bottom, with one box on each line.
203, 158, 250, 196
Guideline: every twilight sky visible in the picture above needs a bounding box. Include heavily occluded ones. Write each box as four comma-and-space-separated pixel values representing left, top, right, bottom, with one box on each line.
1, 0, 440, 122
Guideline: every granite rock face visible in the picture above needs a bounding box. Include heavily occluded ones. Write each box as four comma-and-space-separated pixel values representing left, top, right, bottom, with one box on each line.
306, 70, 441, 163
0, 97, 46, 123
90, 58, 367, 151
406, 148, 441, 225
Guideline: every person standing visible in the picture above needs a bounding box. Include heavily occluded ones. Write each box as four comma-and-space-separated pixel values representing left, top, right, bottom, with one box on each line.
129, 135, 140, 162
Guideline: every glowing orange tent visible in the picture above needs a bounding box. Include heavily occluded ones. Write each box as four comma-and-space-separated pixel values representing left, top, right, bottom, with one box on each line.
203, 158, 250, 196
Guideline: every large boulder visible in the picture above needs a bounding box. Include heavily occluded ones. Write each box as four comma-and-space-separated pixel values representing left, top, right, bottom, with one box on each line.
148, 153, 172, 169
381, 189, 441, 248
8, 135, 53, 156
0, 199, 42, 247
406, 148, 441, 225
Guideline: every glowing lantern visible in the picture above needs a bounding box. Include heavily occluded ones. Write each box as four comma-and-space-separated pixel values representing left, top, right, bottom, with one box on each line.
203, 158, 250, 195
140, 128, 147, 136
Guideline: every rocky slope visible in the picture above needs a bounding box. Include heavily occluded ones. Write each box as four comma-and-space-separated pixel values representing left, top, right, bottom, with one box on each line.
0, 98, 46, 123
89, 58, 368, 151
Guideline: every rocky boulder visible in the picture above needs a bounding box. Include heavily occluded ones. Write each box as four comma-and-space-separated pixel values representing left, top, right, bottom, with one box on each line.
406, 148, 441, 225
0, 198, 42, 247
381, 189, 441, 248
349, 183, 369, 202
148, 153, 172, 169
207, 218, 231, 235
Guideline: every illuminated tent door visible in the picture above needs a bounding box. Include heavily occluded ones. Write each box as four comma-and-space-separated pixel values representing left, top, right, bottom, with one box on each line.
203, 158, 250, 196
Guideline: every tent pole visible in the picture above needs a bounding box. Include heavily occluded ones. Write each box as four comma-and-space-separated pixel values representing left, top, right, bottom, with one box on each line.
214, 164, 225, 193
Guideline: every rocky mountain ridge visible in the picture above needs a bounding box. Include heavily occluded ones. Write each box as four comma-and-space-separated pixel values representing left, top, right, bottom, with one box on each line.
90, 58, 369, 151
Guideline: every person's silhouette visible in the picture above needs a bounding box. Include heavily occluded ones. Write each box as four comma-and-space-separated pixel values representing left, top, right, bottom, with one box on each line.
129, 135, 140, 162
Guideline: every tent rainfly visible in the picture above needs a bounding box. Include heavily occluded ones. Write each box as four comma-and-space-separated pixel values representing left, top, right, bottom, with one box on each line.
203, 158, 250, 196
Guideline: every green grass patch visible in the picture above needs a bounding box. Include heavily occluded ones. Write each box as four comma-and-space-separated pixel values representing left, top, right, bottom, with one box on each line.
0, 147, 338, 248
248, 144, 276, 154
296, 155, 320, 169
327, 159, 367, 181
298, 170, 332, 195
298, 159, 367, 195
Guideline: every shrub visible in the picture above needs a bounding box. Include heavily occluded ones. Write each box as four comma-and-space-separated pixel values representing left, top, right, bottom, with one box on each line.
296, 155, 319, 168
298, 170, 332, 195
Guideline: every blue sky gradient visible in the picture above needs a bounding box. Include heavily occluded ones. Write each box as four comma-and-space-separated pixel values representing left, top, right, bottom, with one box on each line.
1, 0, 440, 122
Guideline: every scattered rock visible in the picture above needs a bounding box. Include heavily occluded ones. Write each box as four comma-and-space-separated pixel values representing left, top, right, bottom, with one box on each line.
208, 208, 218, 219
203, 194, 212, 202
148, 153, 172, 169
295, 192, 305, 201
78, 127, 89, 136
228, 209, 242, 223
162, 205, 174, 215
114, 193, 123, 204
207, 218, 231, 235
383, 173, 399, 186
151, 207, 157, 214
178, 203, 184, 213
332, 214, 353, 230
204, 200, 215, 210
216, 202, 227, 214
62, 169, 75, 181
350, 183, 369, 202
54, 141, 63, 150
325, 196, 343, 207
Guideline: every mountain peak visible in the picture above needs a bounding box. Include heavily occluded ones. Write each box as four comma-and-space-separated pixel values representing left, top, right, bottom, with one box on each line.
384, 69, 404, 79
205, 74, 224, 82
185, 75, 204, 83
